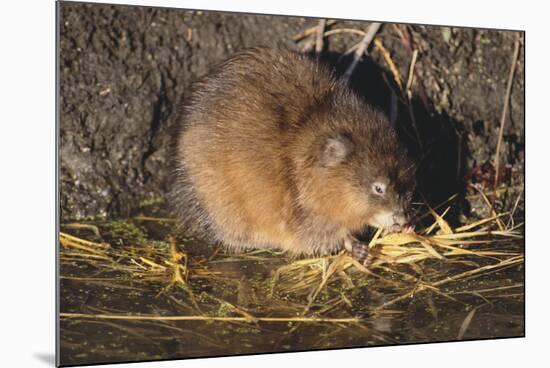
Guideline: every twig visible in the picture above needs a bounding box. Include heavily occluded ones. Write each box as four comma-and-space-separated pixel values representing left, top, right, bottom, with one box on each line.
374, 38, 403, 90
290, 19, 337, 42
405, 50, 423, 150
324, 28, 366, 37
315, 19, 326, 59
342, 22, 382, 81
394, 24, 431, 110
393, 24, 411, 52
133, 216, 177, 223
451, 284, 523, 296
465, 185, 522, 200
494, 33, 522, 191
405, 49, 418, 92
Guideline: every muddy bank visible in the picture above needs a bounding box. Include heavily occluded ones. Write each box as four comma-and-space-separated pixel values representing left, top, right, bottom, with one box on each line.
58, 2, 524, 220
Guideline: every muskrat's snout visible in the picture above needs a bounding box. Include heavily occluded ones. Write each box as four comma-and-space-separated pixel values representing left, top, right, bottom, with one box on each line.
388, 211, 411, 232
395, 209, 417, 233
371, 207, 415, 233
391, 212, 407, 230
402, 209, 416, 233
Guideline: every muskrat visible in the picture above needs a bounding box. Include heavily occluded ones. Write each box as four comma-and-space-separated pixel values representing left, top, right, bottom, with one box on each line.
170, 47, 416, 264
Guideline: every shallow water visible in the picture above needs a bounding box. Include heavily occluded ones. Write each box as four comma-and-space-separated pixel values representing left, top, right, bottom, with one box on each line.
59, 218, 524, 366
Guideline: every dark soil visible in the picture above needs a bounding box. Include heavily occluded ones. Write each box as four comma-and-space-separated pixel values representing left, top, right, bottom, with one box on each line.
58, 2, 524, 221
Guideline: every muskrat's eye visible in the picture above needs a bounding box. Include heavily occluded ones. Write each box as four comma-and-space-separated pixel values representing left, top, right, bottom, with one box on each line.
372, 182, 386, 196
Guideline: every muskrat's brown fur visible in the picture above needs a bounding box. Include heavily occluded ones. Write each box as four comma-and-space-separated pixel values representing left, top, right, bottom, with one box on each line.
170, 47, 416, 257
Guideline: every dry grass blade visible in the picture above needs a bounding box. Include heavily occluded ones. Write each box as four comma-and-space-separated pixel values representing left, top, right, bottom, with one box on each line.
494, 33, 522, 191
424, 207, 451, 235
60, 232, 110, 248
373, 256, 523, 311
404, 49, 423, 150
61, 223, 102, 237
369, 226, 385, 248
432, 230, 521, 240
133, 216, 177, 223
166, 237, 188, 287
457, 306, 480, 340
60, 313, 360, 324
61, 253, 112, 261
418, 241, 445, 260
433, 256, 523, 287
60, 236, 109, 256
373, 38, 403, 90
139, 257, 167, 271
455, 213, 509, 233
451, 284, 523, 296
427, 205, 453, 235
405, 50, 418, 92
324, 28, 366, 37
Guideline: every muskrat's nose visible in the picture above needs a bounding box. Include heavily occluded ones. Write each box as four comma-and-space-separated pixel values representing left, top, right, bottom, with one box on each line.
392, 212, 407, 227
392, 212, 415, 233
388, 214, 405, 233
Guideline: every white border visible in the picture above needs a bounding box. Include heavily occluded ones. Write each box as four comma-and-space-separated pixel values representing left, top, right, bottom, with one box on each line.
2, 1, 547, 367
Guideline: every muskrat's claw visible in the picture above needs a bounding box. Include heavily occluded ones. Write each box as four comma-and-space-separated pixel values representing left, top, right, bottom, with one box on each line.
403, 224, 415, 234
351, 242, 369, 265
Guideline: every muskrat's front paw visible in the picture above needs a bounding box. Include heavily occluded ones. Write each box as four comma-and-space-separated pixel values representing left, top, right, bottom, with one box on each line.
351, 242, 369, 265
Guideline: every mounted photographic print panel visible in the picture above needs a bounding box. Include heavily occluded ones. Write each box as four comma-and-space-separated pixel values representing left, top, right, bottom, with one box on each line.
57, 1, 524, 366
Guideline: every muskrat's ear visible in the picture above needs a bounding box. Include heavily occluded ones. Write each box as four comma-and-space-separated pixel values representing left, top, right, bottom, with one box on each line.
320, 135, 352, 167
